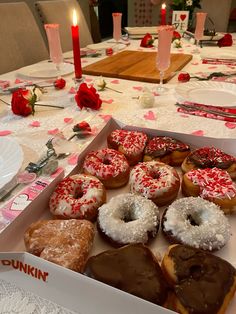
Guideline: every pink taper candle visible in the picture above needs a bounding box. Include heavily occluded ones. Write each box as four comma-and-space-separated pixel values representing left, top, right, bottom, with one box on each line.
71, 9, 82, 79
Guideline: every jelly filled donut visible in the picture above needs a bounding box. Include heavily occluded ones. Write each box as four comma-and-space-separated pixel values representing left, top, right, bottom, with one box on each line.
49, 174, 106, 221
181, 146, 236, 179
162, 244, 236, 314
97, 193, 160, 247
107, 129, 148, 165
143, 136, 190, 166
162, 197, 231, 251
182, 167, 236, 214
130, 161, 180, 206
85, 244, 168, 306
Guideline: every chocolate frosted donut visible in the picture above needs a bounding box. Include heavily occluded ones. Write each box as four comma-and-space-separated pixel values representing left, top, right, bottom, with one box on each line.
162, 244, 236, 314
143, 136, 190, 166
85, 244, 168, 306
181, 146, 236, 179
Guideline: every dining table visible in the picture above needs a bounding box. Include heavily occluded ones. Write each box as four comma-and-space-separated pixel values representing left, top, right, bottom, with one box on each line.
1, 31, 236, 314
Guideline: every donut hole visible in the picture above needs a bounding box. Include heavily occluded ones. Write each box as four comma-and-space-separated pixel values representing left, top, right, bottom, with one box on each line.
122, 204, 139, 223
103, 158, 111, 165
150, 170, 160, 180
74, 189, 84, 199
187, 214, 200, 226
189, 264, 203, 280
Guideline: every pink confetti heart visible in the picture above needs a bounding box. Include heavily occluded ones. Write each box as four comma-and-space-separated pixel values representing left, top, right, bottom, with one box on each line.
91, 126, 98, 135
191, 62, 199, 66
191, 130, 204, 136
208, 66, 217, 69
133, 86, 143, 91
110, 79, 120, 84
99, 114, 112, 122
225, 122, 236, 129
85, 78, 93, 82
14, 78, 24, 84
153, 92, 160, 96
81, 59, 88, 63
0, 130, 12, 136
29, 121, 40, 127
68, 153, 79, 165
50, 167, 64, 178
69, 87, 76, 94
143, 111, 156, 120
48, 128, 60, 135
64, 117, 73, 124
102, 99, 114, 104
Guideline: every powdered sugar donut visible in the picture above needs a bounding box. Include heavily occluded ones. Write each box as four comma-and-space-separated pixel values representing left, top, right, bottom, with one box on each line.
182, 167, 236, 214
83, 148, 130, 188
130, 161, 180, 206
162, 197, 231, 251
49, 174, 106, 221
181, 146, 236, 179
107, 129, 148, 165
97, 193, 160, 247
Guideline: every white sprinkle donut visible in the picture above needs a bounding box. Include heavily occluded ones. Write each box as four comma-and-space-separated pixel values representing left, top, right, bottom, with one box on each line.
97, 193, 160, 247
130, 161, 180, 206
83, 148, 130, 189
162, 197, 231, 251
49, 174, 106, 221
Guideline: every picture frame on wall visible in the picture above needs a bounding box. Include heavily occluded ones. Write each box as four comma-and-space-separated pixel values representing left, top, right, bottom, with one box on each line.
172, 11, 189, 32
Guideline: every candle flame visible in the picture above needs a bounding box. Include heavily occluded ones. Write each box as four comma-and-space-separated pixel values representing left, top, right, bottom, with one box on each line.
162, 3, 166, 9
72, 9, 78, 26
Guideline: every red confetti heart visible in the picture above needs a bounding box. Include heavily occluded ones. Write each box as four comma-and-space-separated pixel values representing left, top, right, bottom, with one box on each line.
99, 114, 112, 122
64, 117, 73, 124
68, 153, 79, 165
48, 128, 59, 135
0, 130, 12, 136
225, 122, 236, 129
29, 121, 40, 127
143, 110, 156, 120
191, 130, 204, 136
110, 79, 120, 84
133, 86, 143, 91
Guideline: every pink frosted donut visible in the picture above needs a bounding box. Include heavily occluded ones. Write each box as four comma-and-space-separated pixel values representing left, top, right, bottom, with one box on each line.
49, 174, 106, 221
83, 148, 130, 188
130, 161, 180, 206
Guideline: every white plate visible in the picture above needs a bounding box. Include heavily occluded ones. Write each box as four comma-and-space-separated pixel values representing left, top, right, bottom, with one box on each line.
0, 138, 23, 190
17, 62, 74, 79
175, 81, 236, 107
86, 42, 126, 51
125, 27, 158, 39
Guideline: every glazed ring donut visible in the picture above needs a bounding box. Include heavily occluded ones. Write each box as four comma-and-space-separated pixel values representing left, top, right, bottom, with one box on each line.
181, 146, 236, 179
49, 174, 106, 221
143, 136, 190, 166
162, 197, 231, 251
182, 167, 236, 214
130, 161, 180, 206
107, 129, 148, 165
83, 148, 130, 189
97, 193, 160, 247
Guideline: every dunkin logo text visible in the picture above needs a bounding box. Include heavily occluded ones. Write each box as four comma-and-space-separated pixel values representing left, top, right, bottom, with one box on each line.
1, 259, 49, 282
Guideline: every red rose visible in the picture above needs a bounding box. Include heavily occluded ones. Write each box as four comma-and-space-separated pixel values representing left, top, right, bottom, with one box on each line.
11, 89, 35, 116
218, 34, 233, 48
178, 72, 191, 83
106, 47, 114, 56
75, 83, 102, 110
140, 33, 154, 48
173, 31, 181, 40
54, 78, 66, 89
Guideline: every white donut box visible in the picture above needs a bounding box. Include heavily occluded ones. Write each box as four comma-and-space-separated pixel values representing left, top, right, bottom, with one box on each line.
0, 118, 236, 314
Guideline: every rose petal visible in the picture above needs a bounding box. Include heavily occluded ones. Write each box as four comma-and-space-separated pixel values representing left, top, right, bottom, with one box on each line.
99, 114, 112, 122
110, 79, 120, 84
133, 86, 143, 91
64, 117, 73, 124
69, 87, 76, 94
101, 99, 114, 104
85, 78, 93, 82
48, 128, 60, 135
67, 153, 79, 165
225, 122, 236, 129
29, 121, 41, 127
143, 110, 156, 120
191, 130, 204, 136
0, 130, 12, 136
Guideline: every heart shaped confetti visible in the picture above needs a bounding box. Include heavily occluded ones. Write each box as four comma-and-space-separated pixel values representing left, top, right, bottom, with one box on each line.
85, 78, 93, 82
101, 99, 114, 104
48, 128, 60, 135
29, 121, 41, 127
110, 79, 120, 84
191, 130, 204, 136
133, 86, 143, 91
69, 87, 76, 94
143, 110, 156, 120
14, 78, 24, 84
68, 153, 79, 165
225, 122, 236, 129
64, 117, 73, 124
0, 130, 12, 136
18, 171, 37, 184
99, 114, 112, 122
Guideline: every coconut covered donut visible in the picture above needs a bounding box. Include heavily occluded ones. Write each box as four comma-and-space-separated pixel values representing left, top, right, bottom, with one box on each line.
107, 129, 148, 165
97, 193, 160, 247
130, 161, 180, 206
162, 197, 231, 251
182, 167, 236, 214
83, 148, 130, 188
143, 136, 190, 166
181, 146, 236, 179
49, 174, 106, 221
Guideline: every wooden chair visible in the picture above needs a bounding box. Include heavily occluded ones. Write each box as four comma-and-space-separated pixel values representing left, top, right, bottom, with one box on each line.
0, 2, 48, 75
35, 0, 93, 52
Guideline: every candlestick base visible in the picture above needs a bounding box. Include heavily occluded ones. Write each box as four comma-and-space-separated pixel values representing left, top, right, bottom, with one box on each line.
72, 76, 84, 90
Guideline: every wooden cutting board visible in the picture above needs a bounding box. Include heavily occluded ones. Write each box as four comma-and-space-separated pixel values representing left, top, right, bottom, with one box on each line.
82, 50, 193, 83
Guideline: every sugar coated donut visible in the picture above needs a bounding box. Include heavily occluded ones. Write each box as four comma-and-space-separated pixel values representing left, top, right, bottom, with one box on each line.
181, 146, 236, 179
49, 174, 106, 221
85, 244, 168, 306
97, 193, 160, 247
182, 167, 236, 214
144, 136, 190, 166
107, 129, 148, 165
83, 148, 130, 188
162, 244, 236, 314
130, 161, 180, 206
162, 197, 231, 251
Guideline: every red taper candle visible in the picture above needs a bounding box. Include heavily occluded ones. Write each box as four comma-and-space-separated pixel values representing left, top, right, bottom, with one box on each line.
161, 3, 167, 25
71, 9, 82, 79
